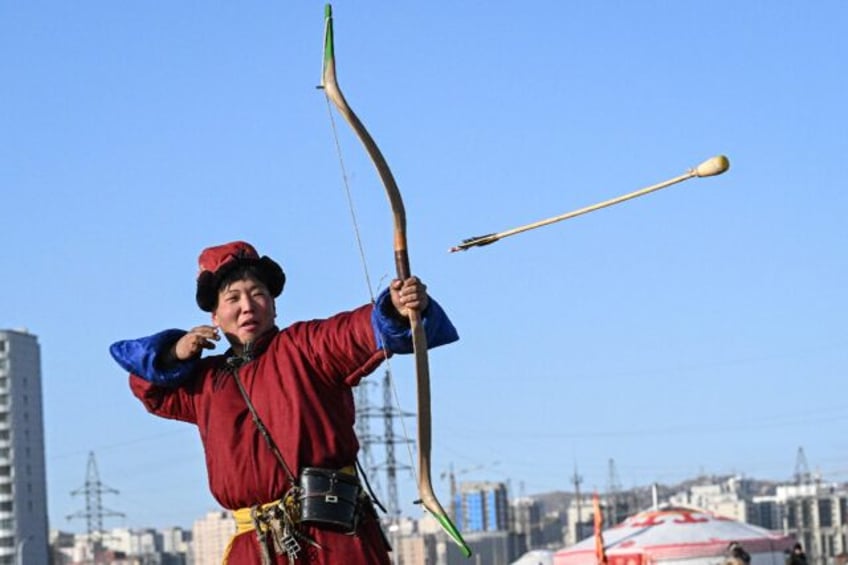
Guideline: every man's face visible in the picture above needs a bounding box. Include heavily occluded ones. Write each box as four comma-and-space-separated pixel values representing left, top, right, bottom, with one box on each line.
212, 277, 276, 348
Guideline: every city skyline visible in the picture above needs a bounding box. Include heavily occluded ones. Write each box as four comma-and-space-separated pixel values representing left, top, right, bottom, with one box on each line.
51, 445, 835, 534
47, 471, 848, 564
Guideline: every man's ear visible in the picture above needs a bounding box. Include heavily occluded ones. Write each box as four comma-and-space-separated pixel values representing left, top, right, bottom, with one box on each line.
211, 311, 219, 326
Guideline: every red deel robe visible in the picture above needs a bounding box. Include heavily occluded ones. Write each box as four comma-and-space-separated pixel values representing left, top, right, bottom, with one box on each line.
130, 304, 391, 564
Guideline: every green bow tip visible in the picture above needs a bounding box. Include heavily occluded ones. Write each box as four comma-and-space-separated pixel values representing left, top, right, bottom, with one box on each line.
432, 511, 472, 558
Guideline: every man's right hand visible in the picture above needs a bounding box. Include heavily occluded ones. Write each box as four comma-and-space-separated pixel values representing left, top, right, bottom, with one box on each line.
172, 325, 220, 361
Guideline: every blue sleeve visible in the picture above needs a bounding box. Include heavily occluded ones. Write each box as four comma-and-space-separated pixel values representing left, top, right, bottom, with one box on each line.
109, 329, 198, 386
370, 289, 459, 354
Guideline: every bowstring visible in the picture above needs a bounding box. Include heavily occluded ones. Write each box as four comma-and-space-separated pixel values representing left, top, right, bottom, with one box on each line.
322, 95, 420, 506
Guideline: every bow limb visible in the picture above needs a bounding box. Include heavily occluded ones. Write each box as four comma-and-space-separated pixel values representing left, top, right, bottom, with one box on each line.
321, 5, 471, 558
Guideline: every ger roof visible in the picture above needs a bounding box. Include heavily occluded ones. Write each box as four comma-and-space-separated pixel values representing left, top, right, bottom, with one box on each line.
554, 506, 794, 565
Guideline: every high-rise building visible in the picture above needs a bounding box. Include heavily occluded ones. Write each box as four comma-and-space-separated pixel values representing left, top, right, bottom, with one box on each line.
455, 481, 510, 533
511, 497, 544, 551
160, 526, 192, 559
192, 510, 236, 565
0, 329, 49, 564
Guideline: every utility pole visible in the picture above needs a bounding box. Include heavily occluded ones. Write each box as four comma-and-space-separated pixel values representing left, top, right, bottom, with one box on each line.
572, 463, 583, 542
67, 452, 125, 560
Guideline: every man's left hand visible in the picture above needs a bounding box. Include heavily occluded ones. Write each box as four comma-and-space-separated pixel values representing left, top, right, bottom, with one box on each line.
389, 276, 429, 318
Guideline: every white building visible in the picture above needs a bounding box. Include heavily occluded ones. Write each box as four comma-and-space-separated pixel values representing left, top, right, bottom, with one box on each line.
104, 527, 160, 556
160, 525, 192, 556
752, 482, 848, 565
564, 495, 600, 547
0, 330, 49, 565
668, 475, 755, 522
192, 510, 236, 565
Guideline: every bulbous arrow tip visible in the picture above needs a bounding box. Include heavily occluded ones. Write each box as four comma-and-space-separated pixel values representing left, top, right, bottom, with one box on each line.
694, 155, 730, 177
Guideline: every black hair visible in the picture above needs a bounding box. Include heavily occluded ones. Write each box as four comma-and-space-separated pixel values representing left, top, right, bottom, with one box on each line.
217, 264, 269, 293
196, 256, 285, 312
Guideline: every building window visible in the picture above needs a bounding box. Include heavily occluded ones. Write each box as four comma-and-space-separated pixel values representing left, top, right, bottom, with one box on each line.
819, 499, 833, 528
0, 341, 5, 353
787, 503, 797, 528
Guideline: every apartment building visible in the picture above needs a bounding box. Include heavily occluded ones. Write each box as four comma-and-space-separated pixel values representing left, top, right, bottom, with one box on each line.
192, 510, 236, 565
455, 481, 510, 533
0, 330, 49, 565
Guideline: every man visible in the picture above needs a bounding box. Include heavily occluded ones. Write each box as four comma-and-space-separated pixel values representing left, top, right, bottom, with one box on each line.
787, 543, 808, 565
110, 241, 458, 564
726, 542, 751, 565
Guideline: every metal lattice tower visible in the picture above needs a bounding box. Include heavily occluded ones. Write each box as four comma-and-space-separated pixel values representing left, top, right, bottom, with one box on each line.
607, 458, 621, 495
794, 446, 812, 485
380, 371, 414, 521
67, 452, 125, 549
572, 462, 583, 529
607, 458, 624, 525
606, 459, 617, 521
355, 370, 413, 522
355, 380, 382, 496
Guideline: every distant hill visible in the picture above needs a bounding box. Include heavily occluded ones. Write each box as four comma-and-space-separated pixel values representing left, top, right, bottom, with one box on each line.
530, 474, 785, 519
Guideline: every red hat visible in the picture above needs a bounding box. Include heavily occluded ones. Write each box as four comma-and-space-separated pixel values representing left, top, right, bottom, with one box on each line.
195, 241, 285, 312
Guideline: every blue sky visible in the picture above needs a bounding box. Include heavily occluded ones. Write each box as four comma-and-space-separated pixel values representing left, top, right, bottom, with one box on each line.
2, 2, 846, 533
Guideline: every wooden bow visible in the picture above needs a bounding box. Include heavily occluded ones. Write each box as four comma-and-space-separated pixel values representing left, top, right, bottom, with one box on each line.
320, 4, 471, 558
